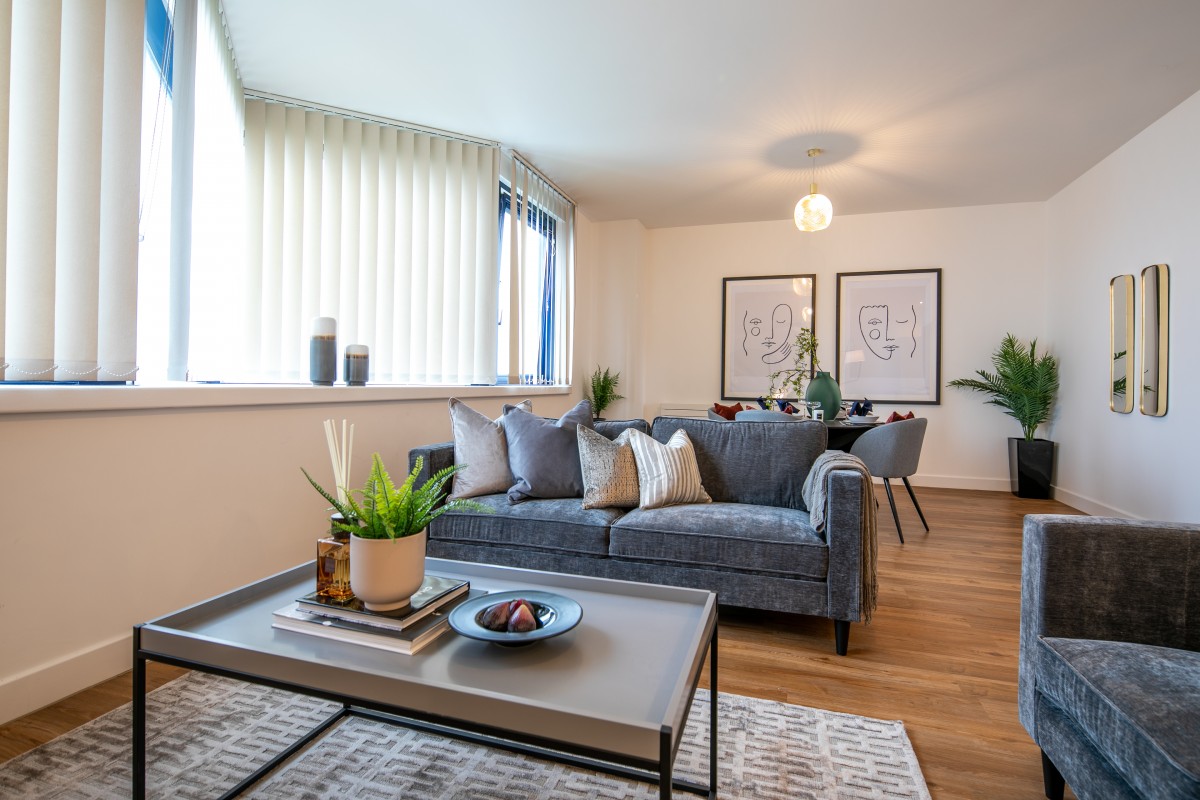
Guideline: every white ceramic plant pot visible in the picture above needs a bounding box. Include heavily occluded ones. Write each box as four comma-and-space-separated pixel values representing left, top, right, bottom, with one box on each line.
349, 529, 427, 611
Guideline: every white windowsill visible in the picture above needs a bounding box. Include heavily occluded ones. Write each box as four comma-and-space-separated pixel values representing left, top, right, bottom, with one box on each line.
0, 382, 570, 416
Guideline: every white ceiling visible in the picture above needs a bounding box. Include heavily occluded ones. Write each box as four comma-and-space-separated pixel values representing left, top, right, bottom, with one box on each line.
222, 0, 1200, 229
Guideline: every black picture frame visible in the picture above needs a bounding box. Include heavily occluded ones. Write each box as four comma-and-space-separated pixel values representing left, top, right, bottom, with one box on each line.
720, 274, 816, 400
835, 268, 942, 404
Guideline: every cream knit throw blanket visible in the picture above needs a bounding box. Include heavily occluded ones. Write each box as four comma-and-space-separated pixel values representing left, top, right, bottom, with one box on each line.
801, 452, 878, 624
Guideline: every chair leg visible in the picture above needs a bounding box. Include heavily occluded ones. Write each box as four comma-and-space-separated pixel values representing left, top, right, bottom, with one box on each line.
882, 479, 904, 543
901, 477, 929, 531
1041, 750, 1065, 800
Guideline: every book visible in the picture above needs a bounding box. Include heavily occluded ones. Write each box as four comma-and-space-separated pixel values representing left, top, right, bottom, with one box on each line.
272, 590, 482, 655
297, 573, 469, 632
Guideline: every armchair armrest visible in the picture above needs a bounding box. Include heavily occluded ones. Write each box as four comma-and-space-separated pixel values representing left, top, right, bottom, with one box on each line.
824, 468, 869, 621
1018, 514, 1200, 731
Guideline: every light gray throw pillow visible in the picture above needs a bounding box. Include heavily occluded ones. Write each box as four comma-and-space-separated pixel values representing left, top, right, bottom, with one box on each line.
501, 400, 594, 503
447, 398, 531, 500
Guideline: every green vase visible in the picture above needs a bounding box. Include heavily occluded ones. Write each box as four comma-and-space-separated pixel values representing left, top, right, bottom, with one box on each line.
804, 371, 842, 418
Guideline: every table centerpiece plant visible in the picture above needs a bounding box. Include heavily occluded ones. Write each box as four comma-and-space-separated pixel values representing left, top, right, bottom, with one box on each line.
765, 329, 841, 417
303, 454, 489, 610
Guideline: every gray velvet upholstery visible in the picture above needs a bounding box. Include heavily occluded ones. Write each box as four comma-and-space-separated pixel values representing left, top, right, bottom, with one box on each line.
1019, 514, 1200, 800
410, 415, 872, 653
849, 417, 927, 478
650, 416, 826, 511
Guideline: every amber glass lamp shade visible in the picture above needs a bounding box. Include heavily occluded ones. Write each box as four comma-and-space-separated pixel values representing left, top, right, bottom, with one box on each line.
794, 183, 833, 232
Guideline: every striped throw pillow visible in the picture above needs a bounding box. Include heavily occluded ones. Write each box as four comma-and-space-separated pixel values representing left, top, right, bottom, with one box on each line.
627, 429, 711, 509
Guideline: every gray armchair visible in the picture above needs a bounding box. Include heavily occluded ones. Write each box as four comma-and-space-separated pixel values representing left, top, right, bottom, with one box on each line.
1019, 514, 1200, 800
849, 417, 928, 542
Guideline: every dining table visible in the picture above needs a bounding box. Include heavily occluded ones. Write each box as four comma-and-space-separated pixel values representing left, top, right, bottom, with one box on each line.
824, 419, 881, 451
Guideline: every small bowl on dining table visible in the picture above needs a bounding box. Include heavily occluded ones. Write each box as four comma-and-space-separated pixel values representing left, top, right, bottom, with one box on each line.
847, 415, 879, 424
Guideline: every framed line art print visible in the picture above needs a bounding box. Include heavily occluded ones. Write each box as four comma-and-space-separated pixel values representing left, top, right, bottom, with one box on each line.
835, 268, 942, 404
721, 274, 815, 400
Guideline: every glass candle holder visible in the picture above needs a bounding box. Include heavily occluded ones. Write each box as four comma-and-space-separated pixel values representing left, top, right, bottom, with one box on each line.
344, 344, 369, 386
310, 317, 337, 386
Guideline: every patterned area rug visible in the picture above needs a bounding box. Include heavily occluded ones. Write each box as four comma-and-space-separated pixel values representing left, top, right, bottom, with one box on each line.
1, 671, 930, 799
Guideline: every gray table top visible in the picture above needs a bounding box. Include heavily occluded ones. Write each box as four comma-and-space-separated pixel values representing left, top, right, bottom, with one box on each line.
139, 558, 717, 761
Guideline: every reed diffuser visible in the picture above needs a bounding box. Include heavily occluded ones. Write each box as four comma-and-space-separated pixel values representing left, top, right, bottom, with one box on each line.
315, 419, 355, 600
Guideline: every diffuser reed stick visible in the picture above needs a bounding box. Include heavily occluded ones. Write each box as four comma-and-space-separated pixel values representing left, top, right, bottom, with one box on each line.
323, 418, 354, 503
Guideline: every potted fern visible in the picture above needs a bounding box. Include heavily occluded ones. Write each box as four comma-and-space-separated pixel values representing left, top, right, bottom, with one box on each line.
304, 454, 488, 610
948, 334, 1060, 498
584, 366, 625, 420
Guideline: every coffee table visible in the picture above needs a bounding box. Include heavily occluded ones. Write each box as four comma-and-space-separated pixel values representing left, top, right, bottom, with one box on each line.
133, 558, 718, 799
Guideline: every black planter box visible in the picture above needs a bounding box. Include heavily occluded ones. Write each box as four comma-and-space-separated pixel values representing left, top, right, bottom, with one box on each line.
1009, 438, 1055, 499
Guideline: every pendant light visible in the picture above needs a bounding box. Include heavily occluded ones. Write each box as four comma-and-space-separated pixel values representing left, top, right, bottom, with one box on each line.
794, 148, 833, 232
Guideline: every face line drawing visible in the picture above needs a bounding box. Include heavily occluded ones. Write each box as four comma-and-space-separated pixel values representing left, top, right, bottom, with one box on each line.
859, 303, 917, 360
742, 303, 794, 364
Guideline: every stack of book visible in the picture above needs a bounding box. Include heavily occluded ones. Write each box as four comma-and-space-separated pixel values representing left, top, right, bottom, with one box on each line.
272, 573, 478, 655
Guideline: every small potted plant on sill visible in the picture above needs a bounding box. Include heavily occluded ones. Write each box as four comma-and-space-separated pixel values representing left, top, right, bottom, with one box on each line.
948, 333, 1060, 499
304, 454, 489, 610
584, 366, 625, 420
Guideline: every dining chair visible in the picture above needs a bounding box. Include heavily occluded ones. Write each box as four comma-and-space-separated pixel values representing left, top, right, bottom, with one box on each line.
849, 417, 929, 543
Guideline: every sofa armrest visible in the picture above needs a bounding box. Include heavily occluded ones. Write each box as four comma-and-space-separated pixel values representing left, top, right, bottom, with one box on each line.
824, 468, 869, 621
1018, 514, 1200, 733
408, 441, 455, 490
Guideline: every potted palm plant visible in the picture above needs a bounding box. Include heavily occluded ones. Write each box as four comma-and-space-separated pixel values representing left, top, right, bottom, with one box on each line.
948, 334, 1060, 498
304, 454, 487, 610
584, 366, 625, 420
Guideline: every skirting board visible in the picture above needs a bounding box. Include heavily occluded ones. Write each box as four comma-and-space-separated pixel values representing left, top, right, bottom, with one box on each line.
1049, 486, 1135, 519
0, 632, 130, 726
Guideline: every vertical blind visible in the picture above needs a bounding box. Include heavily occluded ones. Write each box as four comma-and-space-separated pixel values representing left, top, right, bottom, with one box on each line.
240, 99, 502, 385
0, 0, 144, 382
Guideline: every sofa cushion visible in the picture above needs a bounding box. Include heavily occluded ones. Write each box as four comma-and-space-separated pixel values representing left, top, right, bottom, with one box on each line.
650, 417, 826, 510
1036, 637, 1200, 799
611, 503, 828, 580
431, 494, 620, 556
501, 400, 594, 503
628, 428, 712, 509
594, 418, 650, 440
446, 398, 531, 500
578, 426, 640, 509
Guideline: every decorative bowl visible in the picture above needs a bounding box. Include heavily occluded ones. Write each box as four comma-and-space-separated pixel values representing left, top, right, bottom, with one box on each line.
449, 590, 582, 647
847, 415, 879, 424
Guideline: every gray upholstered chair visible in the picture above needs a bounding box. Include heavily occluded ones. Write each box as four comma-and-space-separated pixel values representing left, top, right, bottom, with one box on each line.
848, 417, 928, 543
734, 408, 801, 421
1019, 515, 1200, 800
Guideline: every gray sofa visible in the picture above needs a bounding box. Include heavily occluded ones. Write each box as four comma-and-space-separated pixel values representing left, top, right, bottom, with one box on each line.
1019, 514, 1200, 799
410, 416, 872, 654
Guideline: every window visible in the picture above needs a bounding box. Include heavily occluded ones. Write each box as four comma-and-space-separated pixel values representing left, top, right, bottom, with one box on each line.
0, 1, 573, 390
498, 183, 561, 385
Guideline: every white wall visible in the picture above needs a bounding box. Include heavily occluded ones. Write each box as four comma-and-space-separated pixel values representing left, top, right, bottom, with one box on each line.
1044, 88, 1200, 522
0, 397, 584, 724
635, 203, 1048, 490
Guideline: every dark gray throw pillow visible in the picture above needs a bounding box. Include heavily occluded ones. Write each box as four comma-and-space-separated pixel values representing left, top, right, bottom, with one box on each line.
501, 400, 595, 503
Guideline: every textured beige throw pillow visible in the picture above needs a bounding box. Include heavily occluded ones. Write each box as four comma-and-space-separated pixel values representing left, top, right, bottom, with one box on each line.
627, 429, 711, 509
447, 398, 531, 500
577, 426, 640, 509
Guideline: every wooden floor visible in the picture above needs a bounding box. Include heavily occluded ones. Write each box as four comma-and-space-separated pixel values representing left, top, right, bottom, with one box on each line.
0, 485, 1078, 799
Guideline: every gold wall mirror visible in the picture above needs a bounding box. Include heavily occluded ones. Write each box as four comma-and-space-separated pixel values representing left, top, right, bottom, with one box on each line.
1109, 274, 1134, 413
1140, 263, 1169, 416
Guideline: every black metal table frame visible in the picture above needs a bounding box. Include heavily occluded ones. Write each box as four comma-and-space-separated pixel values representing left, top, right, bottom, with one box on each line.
132, 619, 717, 800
